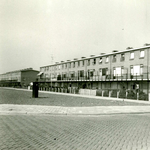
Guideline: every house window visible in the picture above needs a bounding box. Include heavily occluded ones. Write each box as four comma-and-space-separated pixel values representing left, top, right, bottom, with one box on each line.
121, 67, 124, 75
112, 55, 116, 62
70, 72, 75, 78
140, 50, 145, 58
73, 62, 75, 68
99, 58, 102, 64
88, 69, 95, 77
100, 68, 108, 76
78, 61, 80, 67
78, 70, 84, 77
87, 59, 90, 66
62, 64, 64, 69
69, 63, 71, 68
58, 65, 61, 70
130, 52, 134, 59
93, 58, 96, 65
120, 53, 125, 61
131, 65, 143, 76
82, 60, 84, 66
140, 64, 143, 74
65, 64, 67, 68
106, 57, 109, 63
114, 67, 121, 76
62, 73, 66, 78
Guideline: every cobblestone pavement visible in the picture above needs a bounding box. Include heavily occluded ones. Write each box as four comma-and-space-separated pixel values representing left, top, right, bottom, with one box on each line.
0, 114, 150, 150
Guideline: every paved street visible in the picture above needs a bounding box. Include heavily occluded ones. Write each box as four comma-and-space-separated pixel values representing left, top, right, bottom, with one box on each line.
1, 88, 150, 150
0, 114, 150, 150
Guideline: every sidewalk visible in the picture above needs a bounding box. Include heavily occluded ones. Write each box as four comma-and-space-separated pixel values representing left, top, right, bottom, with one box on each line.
0, 104, 150, 115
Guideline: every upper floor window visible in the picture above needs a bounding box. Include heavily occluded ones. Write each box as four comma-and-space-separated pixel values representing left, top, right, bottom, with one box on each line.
73, 62, 75, 68
69, 63, 71, 68
105, 57, 109, 63
62, 64, 64, 69
99, 58, 102, 64
93, 58, 96, 65
140, 50, 145, 58
78, 61, 80, 67
120, 53, 125, 61
65, 63, 67, 68
82, 60, 84, 66
112, 55, 116, 62
58, 65, 61, 70
87, 59, 90, 66
130, 52, 134, 59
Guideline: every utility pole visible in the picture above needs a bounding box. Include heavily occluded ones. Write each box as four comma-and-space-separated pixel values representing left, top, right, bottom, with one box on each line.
51, 54, 54, 88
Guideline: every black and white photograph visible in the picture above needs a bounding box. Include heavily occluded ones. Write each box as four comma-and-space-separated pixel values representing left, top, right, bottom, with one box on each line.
0, 0, 150, 149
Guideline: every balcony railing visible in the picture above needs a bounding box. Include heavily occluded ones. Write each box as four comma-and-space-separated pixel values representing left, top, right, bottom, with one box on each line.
39, 73, 150, 82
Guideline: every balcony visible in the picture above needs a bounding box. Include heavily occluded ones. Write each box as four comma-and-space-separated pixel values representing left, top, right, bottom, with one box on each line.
39, 73, 150, 82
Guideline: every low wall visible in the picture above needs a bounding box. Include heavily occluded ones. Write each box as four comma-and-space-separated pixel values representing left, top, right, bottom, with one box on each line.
79, 89, 96, 96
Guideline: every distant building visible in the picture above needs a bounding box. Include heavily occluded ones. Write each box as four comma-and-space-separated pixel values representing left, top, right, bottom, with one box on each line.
38, 45, 150, 100
0, 68, 39, 87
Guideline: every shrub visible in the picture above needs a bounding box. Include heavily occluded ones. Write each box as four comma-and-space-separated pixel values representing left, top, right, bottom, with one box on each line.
127, 90, 137, 100
63, 88, 66, 93
119, 90, 126, 98
96, 89, 102, 96
75, 88, 79, 94
111, 90, 118, 98
67, 88, 69, 93
103, 90, 109, 97
138, 91, 148, 101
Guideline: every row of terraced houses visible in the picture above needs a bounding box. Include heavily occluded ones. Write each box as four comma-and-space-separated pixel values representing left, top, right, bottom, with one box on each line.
0, 45, 150, 100
0, 68, 39, 87
38, 46, 150, 100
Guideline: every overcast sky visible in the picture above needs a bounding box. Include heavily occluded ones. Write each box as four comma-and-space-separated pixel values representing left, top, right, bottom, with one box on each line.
0, 0, 150, 73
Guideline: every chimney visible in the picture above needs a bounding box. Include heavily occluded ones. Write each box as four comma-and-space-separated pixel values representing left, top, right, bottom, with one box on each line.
81, 57, 86, 59
112, 50, 118, 53
100, 53, 105, 55
74, 58, 78, 60
90, 55, 95, 57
